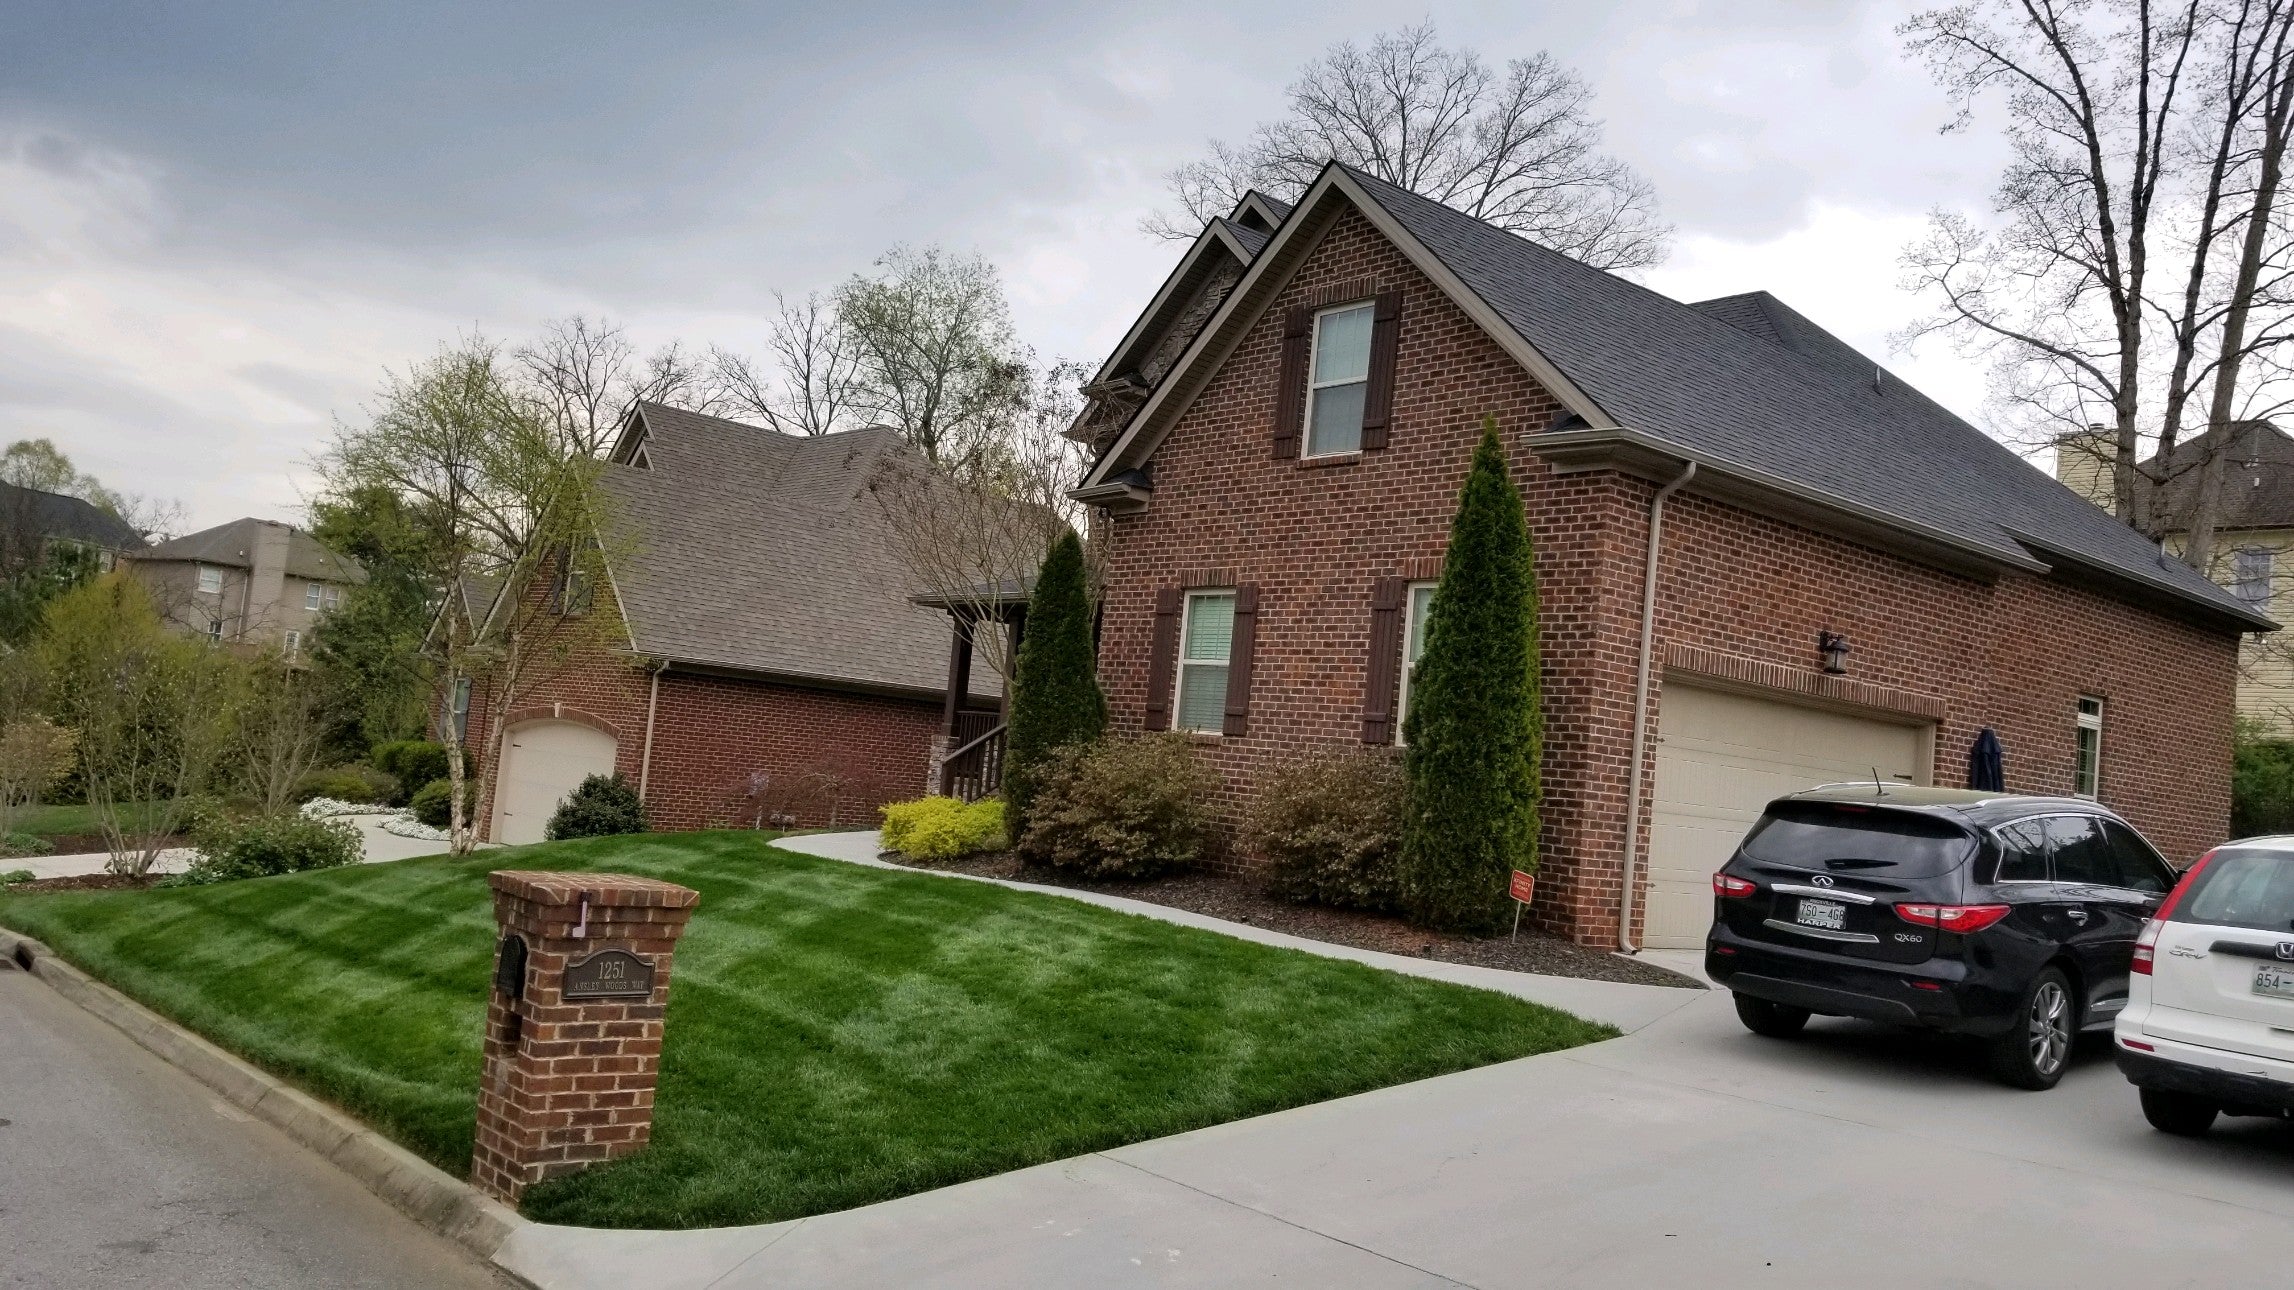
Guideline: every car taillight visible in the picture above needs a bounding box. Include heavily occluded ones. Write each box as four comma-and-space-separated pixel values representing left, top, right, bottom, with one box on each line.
1893, 903, 2011, 935
1713, 873, 1757, 899
2134, 849, 2216, 976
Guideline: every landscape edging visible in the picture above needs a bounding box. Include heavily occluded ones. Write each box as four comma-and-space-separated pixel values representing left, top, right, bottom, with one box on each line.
0, 924, 533, 1281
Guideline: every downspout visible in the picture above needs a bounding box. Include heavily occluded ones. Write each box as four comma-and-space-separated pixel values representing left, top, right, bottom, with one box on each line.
1618, 460, 1697, 954
638, 662, 663, 801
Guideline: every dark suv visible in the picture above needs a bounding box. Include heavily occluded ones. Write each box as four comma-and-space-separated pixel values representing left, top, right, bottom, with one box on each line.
1704, 784, 2180, 1089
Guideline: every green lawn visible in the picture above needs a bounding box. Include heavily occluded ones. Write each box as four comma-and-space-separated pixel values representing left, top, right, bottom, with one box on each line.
13, 801, 166, 841
0, 832, 1612, 1229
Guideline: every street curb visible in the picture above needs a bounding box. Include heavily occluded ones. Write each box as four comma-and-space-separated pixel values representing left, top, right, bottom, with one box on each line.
0, 924, 534, 1283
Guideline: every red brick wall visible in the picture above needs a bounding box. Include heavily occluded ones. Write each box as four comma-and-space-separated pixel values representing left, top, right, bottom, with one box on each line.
449, 619, 940, 838
1095, 202, 2240, 945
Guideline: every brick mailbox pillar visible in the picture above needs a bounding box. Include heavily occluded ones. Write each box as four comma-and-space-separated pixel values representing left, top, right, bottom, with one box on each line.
473, 870, 699, 1204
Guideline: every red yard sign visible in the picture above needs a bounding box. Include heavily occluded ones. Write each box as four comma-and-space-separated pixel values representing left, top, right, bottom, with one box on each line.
1509, 870, 1536, 904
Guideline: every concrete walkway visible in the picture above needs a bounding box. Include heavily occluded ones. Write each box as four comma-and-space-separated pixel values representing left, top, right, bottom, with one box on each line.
16, 813, 461, 881
0, 954, 507, 1288
770, 830, 1703, 1034
494, 831, 2294, 1289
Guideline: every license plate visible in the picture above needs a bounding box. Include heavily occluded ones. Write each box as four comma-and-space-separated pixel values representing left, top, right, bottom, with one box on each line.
1795, 898, 1847, 931
2253, 964, 2294, 1000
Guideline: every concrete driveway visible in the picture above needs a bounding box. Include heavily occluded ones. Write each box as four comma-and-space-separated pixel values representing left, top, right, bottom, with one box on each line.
505, 959, 2294, 1289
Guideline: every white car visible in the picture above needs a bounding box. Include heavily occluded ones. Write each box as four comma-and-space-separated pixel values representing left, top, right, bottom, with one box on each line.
2115, 836, 2294, 1134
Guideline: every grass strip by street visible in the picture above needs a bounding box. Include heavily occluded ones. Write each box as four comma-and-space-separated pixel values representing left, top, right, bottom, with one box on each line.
0, 830, 1613, 1230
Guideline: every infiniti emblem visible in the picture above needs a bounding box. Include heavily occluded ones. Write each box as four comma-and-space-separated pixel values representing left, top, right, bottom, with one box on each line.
1810, 875, 1836, 888
2276, 942, 2294, 962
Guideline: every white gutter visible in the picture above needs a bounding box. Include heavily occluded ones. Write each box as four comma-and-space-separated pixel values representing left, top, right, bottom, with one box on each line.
1618, 461, 1696, 954
638, 662, 663, 800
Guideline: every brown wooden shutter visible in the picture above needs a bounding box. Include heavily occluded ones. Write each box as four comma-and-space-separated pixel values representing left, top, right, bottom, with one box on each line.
1144, 587, 1182, 731
1221, 583, 1260, 737
1272, 305, 1311, 459
1360, 291, 1403, 450
1360, 577, 1406, 744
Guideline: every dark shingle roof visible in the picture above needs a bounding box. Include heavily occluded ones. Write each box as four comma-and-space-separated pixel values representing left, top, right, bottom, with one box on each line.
1340, 166, 2262, 630
0, 482, 141, 550
1217, 217, 1270, 258
135, 518, 364, 583
604, 404, 978, 697
2147, 421, 2294, 533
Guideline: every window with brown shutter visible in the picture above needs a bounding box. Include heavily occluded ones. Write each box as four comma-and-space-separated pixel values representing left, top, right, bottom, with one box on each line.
1222, 584, 1260, 737
1144, 586, 1182, 731
1360, 577, 1406, 744
1360, 291, 1403, 450
1272, 305, 1311, 459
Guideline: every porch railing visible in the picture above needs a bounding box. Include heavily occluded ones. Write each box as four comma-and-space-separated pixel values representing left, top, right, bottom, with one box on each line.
940, 710, 1006, 803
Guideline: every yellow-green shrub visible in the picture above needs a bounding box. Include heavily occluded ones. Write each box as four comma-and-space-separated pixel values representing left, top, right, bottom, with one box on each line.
879, 796, 1006, 859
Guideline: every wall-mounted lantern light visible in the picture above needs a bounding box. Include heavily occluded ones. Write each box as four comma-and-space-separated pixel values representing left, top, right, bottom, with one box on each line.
1818, 629, 1851, 675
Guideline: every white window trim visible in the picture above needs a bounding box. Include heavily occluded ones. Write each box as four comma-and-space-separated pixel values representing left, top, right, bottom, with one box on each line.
1396, 580, 1437, 743
1175, 589, 1236, 735
196, 565, 223, 595
305, 583, 323, 611
2233, 546, 2273, 608
2074, 697, 2104, 800
283, 629, 301, 659
1303, 300, 1376, 459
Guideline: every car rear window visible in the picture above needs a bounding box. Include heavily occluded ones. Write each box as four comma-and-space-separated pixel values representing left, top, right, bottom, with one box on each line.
1738, 802, 1976, 878
2172, 849, 2294, 933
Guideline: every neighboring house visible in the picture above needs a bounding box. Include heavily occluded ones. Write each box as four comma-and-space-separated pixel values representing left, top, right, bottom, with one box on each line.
1071, 163, 2269, 950
2056, 420, 2294, 735
0, 480, 143, 571
125, 518, 365, 658
448, 403, 996, 845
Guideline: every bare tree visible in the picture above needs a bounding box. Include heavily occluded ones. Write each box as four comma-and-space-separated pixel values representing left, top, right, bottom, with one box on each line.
322, 337, 632, 854
514, 316, 719, 458
839, 245, 1032, 472
1146, 22, 1671, 271
709, 291, 864, 436
231, 650, 333, 817
1897, 0, 2294, 568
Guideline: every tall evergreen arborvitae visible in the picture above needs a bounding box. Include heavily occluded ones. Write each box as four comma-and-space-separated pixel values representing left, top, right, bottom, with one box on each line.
1400, 417, 1543, 933
1002, 531, 1106, 840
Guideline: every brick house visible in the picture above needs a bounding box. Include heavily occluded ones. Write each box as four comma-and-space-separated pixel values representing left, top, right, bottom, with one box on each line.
451, 404, 993, 844
1072, 163, 2273, 950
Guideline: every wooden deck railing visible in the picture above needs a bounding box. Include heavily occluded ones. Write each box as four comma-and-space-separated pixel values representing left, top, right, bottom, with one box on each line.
940, 710, 1006, 803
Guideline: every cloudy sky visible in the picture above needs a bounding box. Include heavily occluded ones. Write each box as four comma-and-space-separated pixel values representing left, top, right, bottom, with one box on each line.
3, 0, 2010, 530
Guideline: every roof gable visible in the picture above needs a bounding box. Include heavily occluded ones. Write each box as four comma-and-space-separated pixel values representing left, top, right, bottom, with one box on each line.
1082, 162, 2267, 633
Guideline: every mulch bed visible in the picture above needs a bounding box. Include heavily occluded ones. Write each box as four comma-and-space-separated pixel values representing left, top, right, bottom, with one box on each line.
36, 833, 188, 856
880, 851, 1703, 990
1, 874, 164, 894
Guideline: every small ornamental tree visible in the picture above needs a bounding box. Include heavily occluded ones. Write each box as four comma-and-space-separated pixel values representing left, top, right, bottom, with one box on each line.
1400, 417, 1543, 933
1001, 531, 1105, 840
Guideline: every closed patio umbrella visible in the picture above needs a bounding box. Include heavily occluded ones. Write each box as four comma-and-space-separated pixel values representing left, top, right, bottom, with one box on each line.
1968, 727, 2005, 792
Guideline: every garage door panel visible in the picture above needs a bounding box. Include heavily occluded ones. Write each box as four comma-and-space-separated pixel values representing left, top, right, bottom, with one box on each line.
1643, 685, 1929, 950
494, 720, 619, 846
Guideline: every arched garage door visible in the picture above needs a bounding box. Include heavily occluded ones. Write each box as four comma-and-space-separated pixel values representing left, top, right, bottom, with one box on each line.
493, 719, 619, 846
1644, 684, 1933, 950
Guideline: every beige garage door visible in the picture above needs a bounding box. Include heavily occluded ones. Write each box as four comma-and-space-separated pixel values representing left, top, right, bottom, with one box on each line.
492, 720, 619, 846
1644, 684, 1931, 949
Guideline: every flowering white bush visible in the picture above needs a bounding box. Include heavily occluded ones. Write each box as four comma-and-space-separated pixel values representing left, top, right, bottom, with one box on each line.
381, 814, 450, 841
299, 797, 381, 819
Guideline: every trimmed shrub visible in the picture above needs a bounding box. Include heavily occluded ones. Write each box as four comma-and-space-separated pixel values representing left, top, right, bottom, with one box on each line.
545, 773, 649, 841
2234, 725, 2294, 838
410, 777, 478, 829
1251, 748, 1408, 912
0, 831, 53, 858
1003, 532, 1107, 840
0, 868, 33, 885
292, 764, 398, 807
372, 741, 450, 802
879, 796, 1006, 859
177, 813, 361, 885
1400, 417, 1543, 934
1019, 735, 1214, 879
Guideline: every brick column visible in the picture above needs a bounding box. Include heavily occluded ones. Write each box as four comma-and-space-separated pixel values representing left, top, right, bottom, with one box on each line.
472, 870, 699, 1204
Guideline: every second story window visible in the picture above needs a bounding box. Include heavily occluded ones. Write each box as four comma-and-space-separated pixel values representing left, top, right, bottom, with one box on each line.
197, 565, 222, 595
324, 586, 341, 611
2233, 547, 2273, 609
305, 583, 323, 611
1306, 302, 1375, 457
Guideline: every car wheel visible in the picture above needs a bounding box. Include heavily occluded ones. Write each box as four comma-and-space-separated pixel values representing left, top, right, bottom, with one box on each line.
2139, 1087, 2219, 1137
1734, 993, 1811, 1039
1987, 966, 2075, 1090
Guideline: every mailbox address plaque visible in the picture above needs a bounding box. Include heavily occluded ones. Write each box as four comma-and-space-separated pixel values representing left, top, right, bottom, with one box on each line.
562, 949, 655, 1000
